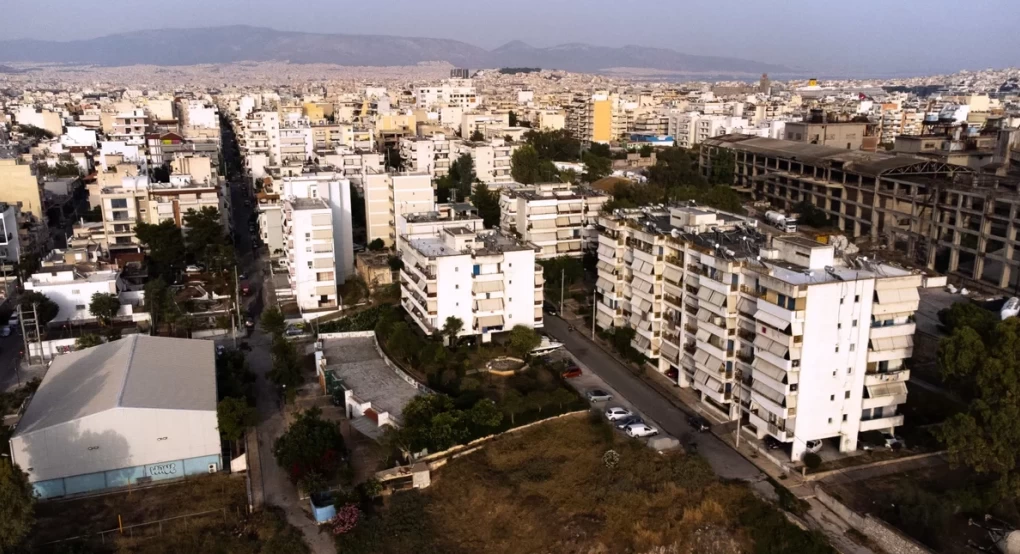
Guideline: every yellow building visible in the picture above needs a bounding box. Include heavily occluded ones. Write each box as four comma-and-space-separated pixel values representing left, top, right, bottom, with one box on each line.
592, 98, 612, 143
0, 158, 43, 218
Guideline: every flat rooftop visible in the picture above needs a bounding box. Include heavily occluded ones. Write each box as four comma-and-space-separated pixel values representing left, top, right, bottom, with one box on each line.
320, 335, 421, 424
289, 197, 329, 210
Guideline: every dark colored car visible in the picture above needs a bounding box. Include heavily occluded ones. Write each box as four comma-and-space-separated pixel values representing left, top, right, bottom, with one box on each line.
763, 436, 782, 450
687, 414, 711, 433
561, 366, 583, 379
615, 415, 644, 430
543, 302, 558, 316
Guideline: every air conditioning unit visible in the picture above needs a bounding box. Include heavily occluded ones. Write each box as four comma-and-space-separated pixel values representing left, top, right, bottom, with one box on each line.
207, 463, 218, 474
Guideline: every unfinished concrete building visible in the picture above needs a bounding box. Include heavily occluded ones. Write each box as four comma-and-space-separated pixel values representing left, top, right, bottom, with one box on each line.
701, 134, 1020, 292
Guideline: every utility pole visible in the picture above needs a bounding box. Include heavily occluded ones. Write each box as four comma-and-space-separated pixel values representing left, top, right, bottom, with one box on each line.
560, 269, 565, 310
17, 304, 30, 365
31, 303, 42, 365
591, 289, 597, 339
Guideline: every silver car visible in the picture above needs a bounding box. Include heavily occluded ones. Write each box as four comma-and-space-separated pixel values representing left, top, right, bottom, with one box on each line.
625, 423, 659, 438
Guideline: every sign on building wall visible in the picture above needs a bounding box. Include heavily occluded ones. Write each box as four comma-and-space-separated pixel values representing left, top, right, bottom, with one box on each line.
145, 460, 181, 479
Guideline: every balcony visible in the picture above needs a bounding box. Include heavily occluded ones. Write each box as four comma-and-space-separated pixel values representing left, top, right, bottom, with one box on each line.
864, 368, 910, 386
859, 414, 905, 432
869, 321, 916, 340
739, 285, 766, 298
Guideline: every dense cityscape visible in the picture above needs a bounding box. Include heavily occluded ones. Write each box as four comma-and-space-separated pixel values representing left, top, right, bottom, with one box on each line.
1, 15, 1020, 554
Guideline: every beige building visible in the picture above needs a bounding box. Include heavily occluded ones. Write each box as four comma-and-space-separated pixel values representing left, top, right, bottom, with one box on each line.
0, 158, 44, 219
785, 117, 878, 152
499, 183, 608, 259
358, 171, 435, 248
451, 138, 517, 186
355, 251, 398, 291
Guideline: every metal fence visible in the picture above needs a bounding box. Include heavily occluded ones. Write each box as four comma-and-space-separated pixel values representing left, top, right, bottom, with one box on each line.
42, 508, 229, 547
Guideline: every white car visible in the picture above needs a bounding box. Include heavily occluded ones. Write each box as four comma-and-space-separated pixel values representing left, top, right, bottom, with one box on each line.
882, 433, 905, 449
625, 423, 659, 438
805, 439, 823, 453
185, 265, 203, 274
604, 407, 634, 421
0, 325, 10, 337
7, 314, 18, 327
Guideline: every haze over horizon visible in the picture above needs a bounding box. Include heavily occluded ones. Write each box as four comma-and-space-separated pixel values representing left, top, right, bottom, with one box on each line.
2, 0, 1019, 76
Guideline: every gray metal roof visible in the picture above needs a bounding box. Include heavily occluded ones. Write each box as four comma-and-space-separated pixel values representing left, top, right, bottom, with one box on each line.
13, 335, 217, 436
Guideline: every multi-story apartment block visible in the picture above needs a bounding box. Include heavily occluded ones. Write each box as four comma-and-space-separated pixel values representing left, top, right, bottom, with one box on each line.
499, 183, 608, 259
399, 229, 543, 342
415, 79, 480, 110
400, 135, 452, 178
397, 203, 485, 246
566, 91, 623, 144
358, 170, 435, 248
282, 197, 339, 313
451, 138, 517, 186
278, 172, 355, 283
240, 111, 279, 169
110, 110, 148, 145
595, 206, 921, 461
701, 134, 1020, 292
0, 203, 22, 262
668, 113, 750, 149
279, 116, 314, 164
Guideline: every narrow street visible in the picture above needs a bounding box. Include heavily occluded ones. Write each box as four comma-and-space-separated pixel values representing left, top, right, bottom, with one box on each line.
543, 316, 764, 482
228, 174, 333, 553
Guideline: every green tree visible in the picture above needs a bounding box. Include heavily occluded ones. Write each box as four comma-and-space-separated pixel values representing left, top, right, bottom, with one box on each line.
512, 144, 559, 184
89, 292, 121, 325
183, 207, 229, 268
74, 334, 103, 350
471, 182, 500, 229
935, 318, 1020, 496
136, 219, 186, 279
538, 256, 584, 295
0, 460, 34, 553
441, 316, 464, 347
468, 398, 503, 430
581, 151, 612, 182
507, 325, 542, 358
469, 130, 484, 142
269, 336, 303, 391
550, 387, 576, 410
217, 396, 258, 443
368, 238, 385, 251
19, 291, 58, 326
639, 144, 654, 158
707, 148, 736, 185
524, 129, 581, 161
501, 390, 526, 425
793, 200, 832, 228
451, 153, 476, 199
143, 277, 177, 335
273, 407, 346, 484
508, 111, 518, 127
937, 301, 997, 336
260, 306, 287, 337
16, 124, 54, 140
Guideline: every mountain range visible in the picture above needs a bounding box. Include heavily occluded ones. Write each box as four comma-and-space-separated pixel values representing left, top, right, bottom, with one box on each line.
0, 25, 793, 75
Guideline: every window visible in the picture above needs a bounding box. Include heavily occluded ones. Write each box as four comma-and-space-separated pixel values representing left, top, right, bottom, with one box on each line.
110, 198, 128, 209
848, 367, 853, 374
837, 323, 841, 329
828, 418, 833, 424
307, 262, 313, 268
75, 304, 86, 310
852, 319, 858, 327
305, 233, 310, 239
854, 294, 860, 303
849, 344, 856, 352
71, 289, 80, 295
842, 414, 848, 422
830, 395, 835, 401
840, 297, 844, 305
455, 284, 459, 289
835, 346, 839, 353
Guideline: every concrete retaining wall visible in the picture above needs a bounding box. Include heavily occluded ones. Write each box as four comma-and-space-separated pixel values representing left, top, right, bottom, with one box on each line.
816, 486, 932, 554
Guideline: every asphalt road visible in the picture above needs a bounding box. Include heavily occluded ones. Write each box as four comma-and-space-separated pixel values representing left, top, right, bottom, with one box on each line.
542, 316, 764, 482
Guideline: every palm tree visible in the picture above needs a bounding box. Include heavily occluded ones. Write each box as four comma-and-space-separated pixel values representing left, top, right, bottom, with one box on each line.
442, 316, 464, 347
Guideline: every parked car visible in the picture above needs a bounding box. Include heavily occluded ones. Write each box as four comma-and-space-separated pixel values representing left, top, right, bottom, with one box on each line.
615, 415, 644, 430
604, 407, 633, 421
687, 414, 711, 433
0, 325, 11, 337
882, 433, 905, 449
625, 423, 659, 438
543, 302, 558, 316
284, 325, 305, 337
805, 439, 823, 453
586, 389, 613, 403
763, 436, 782, 450
185, 265, 203, 274
561, 366, 583, 379
215, 345, 227, 357
244, 318, 255, 329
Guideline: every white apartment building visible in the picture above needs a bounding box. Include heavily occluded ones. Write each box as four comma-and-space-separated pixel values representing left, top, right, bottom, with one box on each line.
399, 229, 543, 342
283, 198, 340, 314
240, 111, 280, 169
451, 138, 517, 186
399, 135, 452, 178
359, 171, 435, 248
24, 266, 130, 323
397, 202, 484, 249
499, 183, 608, 259
321, 149, 384, 181
415, 79, 480, 109
279, 116, 314, 163
110, 110, 148, 145
668, 113, 750, 149
595, 206, 921, 461
0, 203, 21, 262
278, 173, 355, 283
460, 112, 510, 138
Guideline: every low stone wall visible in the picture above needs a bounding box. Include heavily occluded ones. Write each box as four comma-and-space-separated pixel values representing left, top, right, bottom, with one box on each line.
816, 486, 932, 554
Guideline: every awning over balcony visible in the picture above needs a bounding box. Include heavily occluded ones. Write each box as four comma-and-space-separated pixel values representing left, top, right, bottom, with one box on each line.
473, 280, 504, 293
663, 266, 682, 283
632, 260, 654, 275
696, 328, 711, 343
737, 297, 756, 314
875, 288, 920, 305
598, 244, 617, 258
870, 335, 913, 352
596, 312, 614, 328
660, 341, 680, 361
752, 379, 786, 405
632, 277, 654, 294
596, 277, 615, 292
754, 334, 789, 358
475, 298, 503, 311
532, 205, 557, 215
754, 309, 791, 332
532, 218, 557, 229
597, 260, 616, 273
694, 349, 710, 366
476, 315, 504, 328
752, 357, 786, 382
696, 308, 712, 322
866, 381, 908, 398
638, 299, 653, 313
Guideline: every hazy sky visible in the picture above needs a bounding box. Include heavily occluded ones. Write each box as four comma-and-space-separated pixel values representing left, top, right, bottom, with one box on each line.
4, 0, 1019, 75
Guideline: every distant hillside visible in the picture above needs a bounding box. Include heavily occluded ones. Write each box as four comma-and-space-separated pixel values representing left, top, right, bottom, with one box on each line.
0, 25, 793, 74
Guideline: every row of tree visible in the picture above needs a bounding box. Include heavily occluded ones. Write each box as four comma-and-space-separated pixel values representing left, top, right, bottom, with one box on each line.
602, 146, 742, 213
135, 206, 234, 282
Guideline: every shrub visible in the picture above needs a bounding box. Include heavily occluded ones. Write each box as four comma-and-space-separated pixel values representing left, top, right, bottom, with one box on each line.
802, 452, 822, 470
